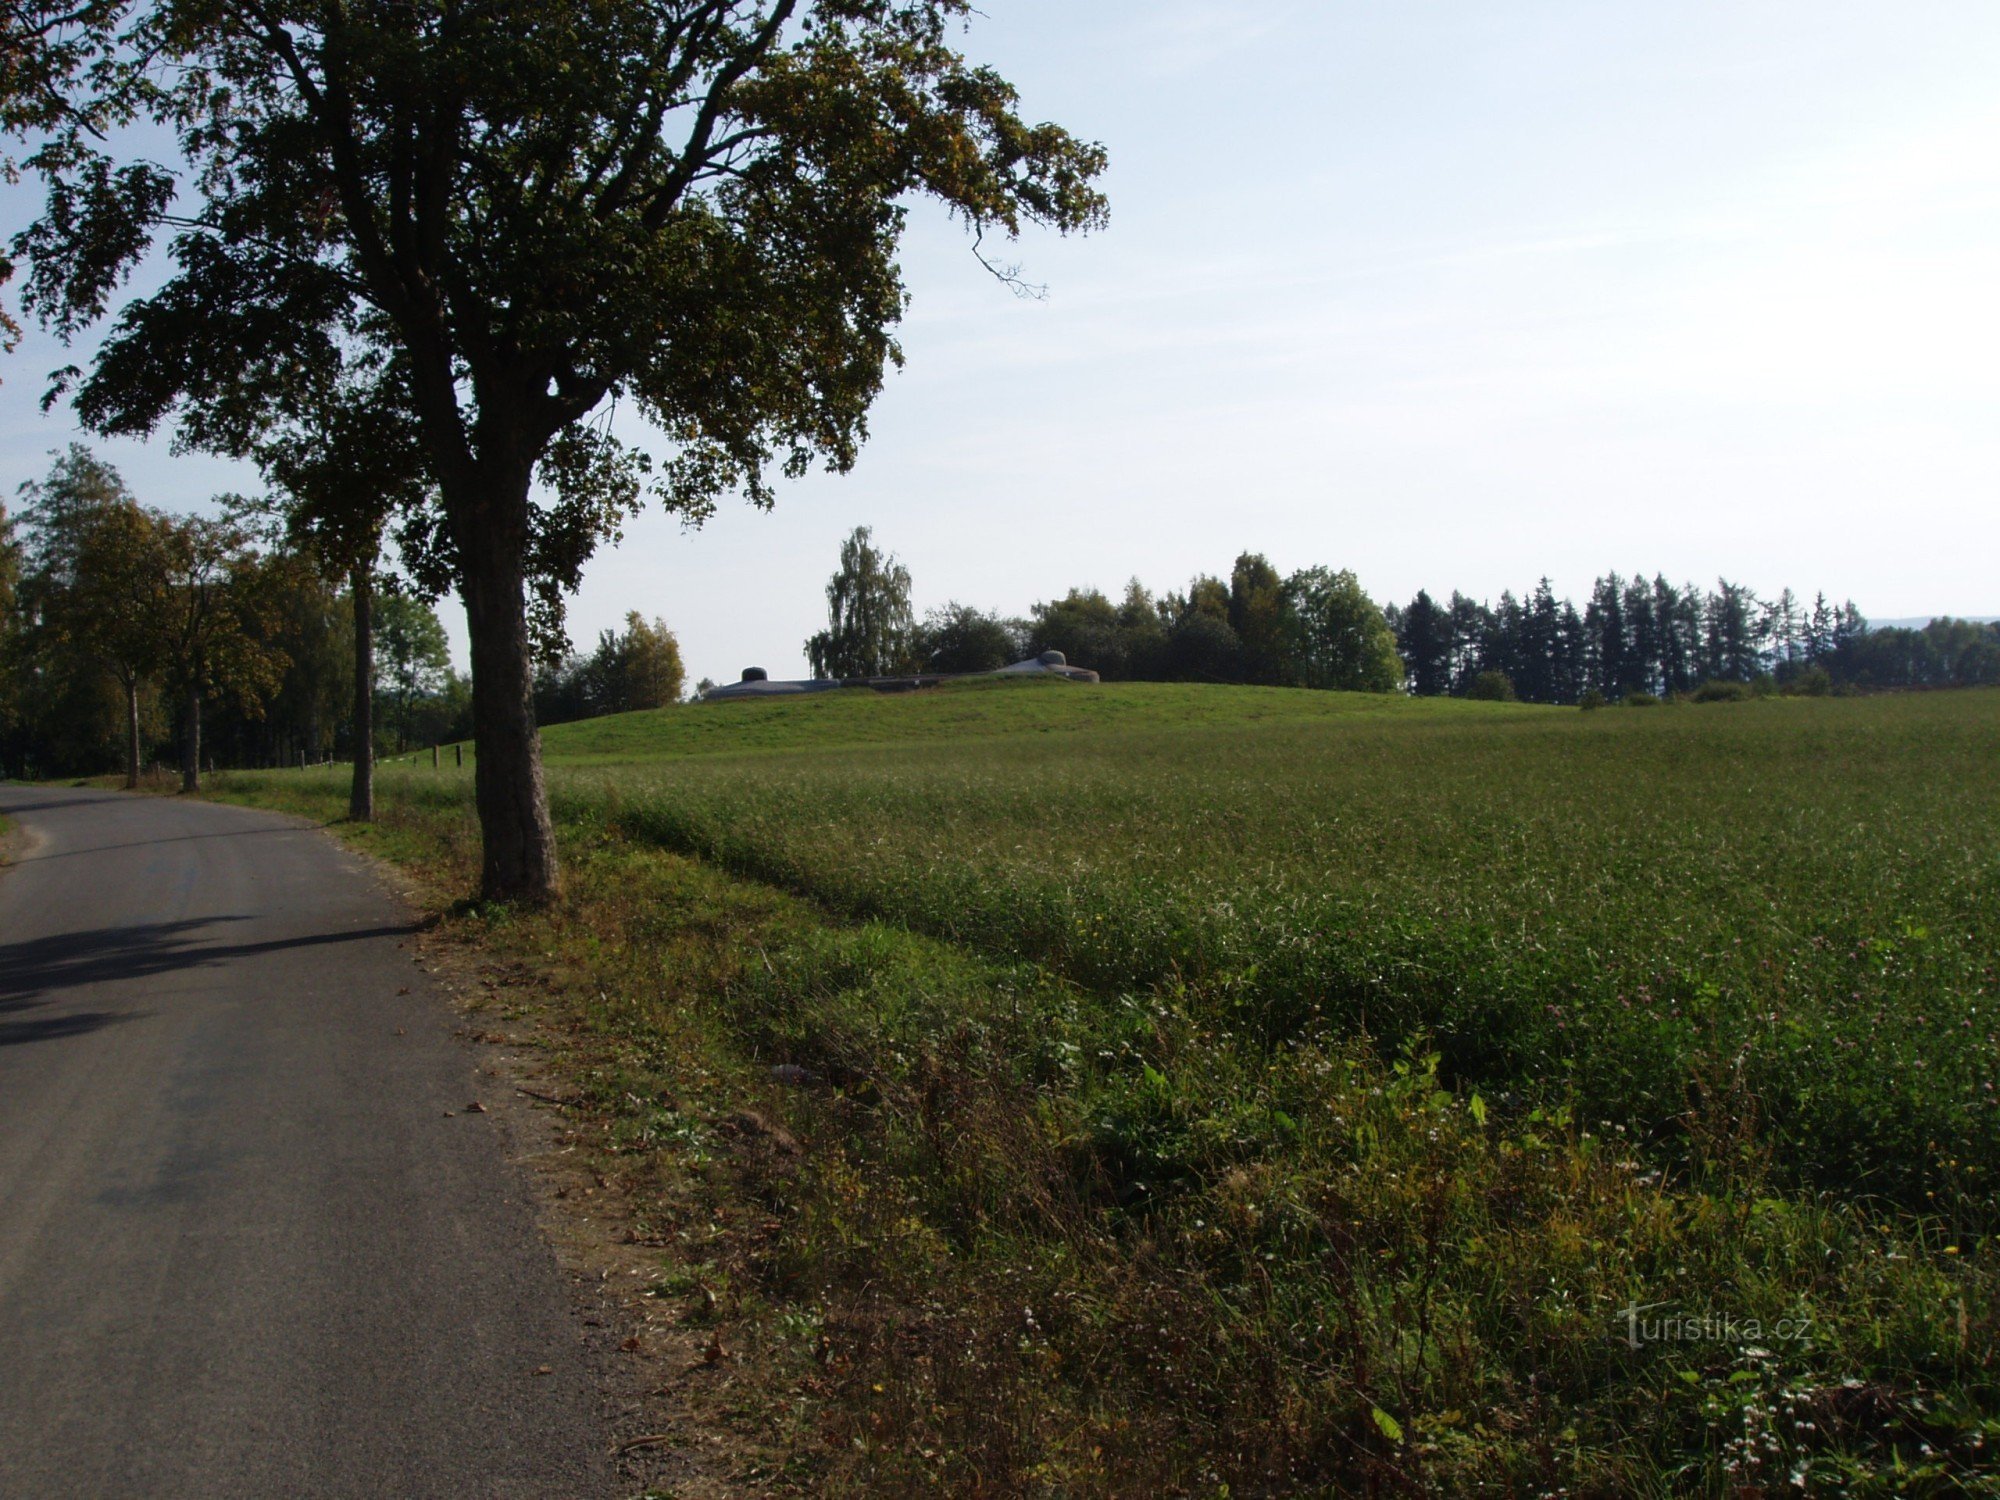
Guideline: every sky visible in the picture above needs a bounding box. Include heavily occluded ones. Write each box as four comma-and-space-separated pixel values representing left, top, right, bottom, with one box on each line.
4, 0, 1998, 682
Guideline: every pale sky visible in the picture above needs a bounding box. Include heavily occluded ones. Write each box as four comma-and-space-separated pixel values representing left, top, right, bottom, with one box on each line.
5, 1, 1998, 682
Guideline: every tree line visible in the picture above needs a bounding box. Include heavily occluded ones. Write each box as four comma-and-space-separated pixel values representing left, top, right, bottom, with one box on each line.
1, 446, 684, 783
801, 528, 1404, 691
799, 529, 1996, 703
0, 445, 462, 783
1385, 577, 2000, 704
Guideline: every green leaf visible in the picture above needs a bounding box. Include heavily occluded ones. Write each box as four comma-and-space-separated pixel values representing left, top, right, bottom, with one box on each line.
1371, 1406, 1404, 1443
1468, 1092, 1489, 1127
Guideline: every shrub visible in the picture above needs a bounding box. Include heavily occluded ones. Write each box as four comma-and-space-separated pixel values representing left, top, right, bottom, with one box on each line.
1622, 690, 1659, 707
1578, 688, 1607, 711
1692, 679, 1753, 703
1466, 669, 1517, 702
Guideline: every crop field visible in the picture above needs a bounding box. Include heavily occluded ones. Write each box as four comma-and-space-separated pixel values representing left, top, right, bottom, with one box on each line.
522, 682, 2000, 1200
235, 682, 2000, 1493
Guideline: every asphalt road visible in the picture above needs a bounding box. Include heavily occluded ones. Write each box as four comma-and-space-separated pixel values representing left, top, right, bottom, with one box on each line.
0, 784, 612, 1499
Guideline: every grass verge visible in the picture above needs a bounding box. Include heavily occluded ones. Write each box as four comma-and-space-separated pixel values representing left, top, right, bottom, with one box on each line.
185, 760, 2000, 1497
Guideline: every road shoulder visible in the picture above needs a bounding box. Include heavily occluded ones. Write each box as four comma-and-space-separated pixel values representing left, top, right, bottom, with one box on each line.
317, 826, 790, 1498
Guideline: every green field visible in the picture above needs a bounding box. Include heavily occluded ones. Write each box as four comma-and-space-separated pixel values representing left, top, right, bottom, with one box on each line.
522, 682, 2000, 1200
233, 682, 2000, 1493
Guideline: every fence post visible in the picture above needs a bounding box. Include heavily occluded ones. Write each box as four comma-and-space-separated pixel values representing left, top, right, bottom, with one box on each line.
432, 744, 440, 769
455, 743, 463, 768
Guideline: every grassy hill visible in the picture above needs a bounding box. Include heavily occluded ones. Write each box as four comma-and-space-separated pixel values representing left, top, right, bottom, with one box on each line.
522, 675, 1546, 764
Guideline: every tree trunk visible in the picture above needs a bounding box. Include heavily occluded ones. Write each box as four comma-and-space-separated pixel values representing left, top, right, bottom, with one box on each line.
349, 565, 375, 822
124, 676, 141, 789
180, 684, 201, 793
454, 473, 558, 905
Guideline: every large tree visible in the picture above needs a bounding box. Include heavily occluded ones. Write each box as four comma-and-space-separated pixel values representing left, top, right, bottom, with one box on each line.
18, 0, 1107, 901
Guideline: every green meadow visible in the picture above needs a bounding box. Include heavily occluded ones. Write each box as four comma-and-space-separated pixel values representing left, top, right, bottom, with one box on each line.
544, 682, 2000, 1202
234, 682, 2000, 1493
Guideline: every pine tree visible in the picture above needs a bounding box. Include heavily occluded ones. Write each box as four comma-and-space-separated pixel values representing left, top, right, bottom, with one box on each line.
1398, 590, 1453, 696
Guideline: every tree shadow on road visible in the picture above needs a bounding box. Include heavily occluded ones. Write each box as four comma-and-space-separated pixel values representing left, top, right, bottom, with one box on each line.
0, 915, 421, 1013
13, 826, 307, 864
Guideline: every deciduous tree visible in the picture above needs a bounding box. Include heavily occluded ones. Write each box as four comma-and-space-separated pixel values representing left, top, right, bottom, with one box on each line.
1283, 567, 1402, 694
806, 526, 916, 679
155, 515, 287, 791
14, 446, 168, 784
917, 602, 1019, 674
375, 591, 452, 753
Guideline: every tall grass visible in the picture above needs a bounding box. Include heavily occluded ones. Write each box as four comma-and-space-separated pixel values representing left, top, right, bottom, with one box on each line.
552, 689, 2000, 1209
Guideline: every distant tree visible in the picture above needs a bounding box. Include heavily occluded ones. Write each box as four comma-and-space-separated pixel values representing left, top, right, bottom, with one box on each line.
1031, 588, 1126, 677
806, 527, 916, 679
1765, 587, 1803, 677
74, 505, 172, 784
1554, 598, 1588, 704
14, 446, 169, 784
1117, 579, 1170, 680
1282, 567, 1402, 693
533, 651, 595, 728
1705, 580, 1760, 682
1483, 592, 1525, 692
1397, 589, 1454, 696
1447, 592, 1490, 694
1622, 575, 1660, 696
1806, 593, 1837, 665
1467, 669, 1517, 702
376, 592, 452, 752
1655, 577, 1699, 694
588, 613, 685, 713
1185, 575, 1232, 623
918, 603, 1020, 674
269, 561, 349, 766
1167, 608, 1242, 682
1519, 578, 1563, 703
621, 614, 686, 712
155, 514, 287, 791
1585, 574, 1628, 697
1228, 552, 1290, 686
405, 669, 474, 748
